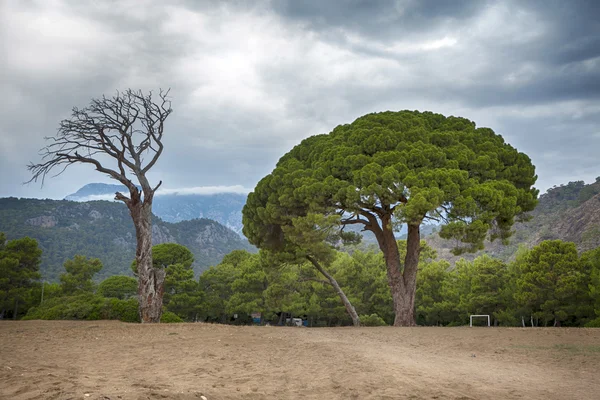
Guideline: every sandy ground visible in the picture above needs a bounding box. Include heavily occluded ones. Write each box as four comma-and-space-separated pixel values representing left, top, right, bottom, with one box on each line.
0, 321, 599, 400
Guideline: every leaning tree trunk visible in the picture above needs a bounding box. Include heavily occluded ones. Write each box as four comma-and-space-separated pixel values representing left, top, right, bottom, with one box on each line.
131, 200, 165, 323
379, 216, 421, 326
307, 256, 360, 327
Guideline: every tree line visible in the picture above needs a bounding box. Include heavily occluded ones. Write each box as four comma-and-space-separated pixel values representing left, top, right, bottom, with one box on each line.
3, 231, 599, 327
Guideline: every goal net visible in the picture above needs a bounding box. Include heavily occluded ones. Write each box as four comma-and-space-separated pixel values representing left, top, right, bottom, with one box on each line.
469, 314, 490, 327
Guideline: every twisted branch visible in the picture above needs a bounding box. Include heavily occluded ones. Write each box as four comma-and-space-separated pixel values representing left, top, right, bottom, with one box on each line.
27, 89, 172, 206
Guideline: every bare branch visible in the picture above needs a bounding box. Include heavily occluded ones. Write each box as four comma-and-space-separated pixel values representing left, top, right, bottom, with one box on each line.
114, 191, 132, 207
27, 89, 172, 203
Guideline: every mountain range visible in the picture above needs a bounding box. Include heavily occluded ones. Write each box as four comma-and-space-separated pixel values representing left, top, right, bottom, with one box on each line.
0, 197, 253, 282
65, 183, 247, 235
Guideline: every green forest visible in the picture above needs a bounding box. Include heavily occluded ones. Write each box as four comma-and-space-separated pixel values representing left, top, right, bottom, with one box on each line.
2, 231, 599, 327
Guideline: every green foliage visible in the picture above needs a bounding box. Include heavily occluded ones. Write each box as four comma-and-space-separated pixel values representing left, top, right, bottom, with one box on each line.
415, 259, 459, 325
24, 293, 105, 320
132, 243, 195, 275
39, 282, 62, 301
164, 262, 202, 321
16, 235, 600, 328
101, 298, 140, 322
330, 250, 393, 324
414, 243, 597, 327
359, 313, 387, 326
98, 275, 138, 300
160, 311, 183, 323
131, 243, 203, 320
455, 255, 511, 323
153, 243, 194, 269
0, 235, 42, 319
226, 252, 268, 315
582, 247, 600, 322
60, 255, 103, 295
585, 317, 600, 328
198, 262, 240, 322
24, 293, 140, 322
244, 110, 537, 256
514, 240, 589, 325
0, 198, 254, 282
135, 243, 203, 321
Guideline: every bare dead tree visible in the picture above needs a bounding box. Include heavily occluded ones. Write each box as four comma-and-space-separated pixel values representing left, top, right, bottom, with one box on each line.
28, 89, 172, 323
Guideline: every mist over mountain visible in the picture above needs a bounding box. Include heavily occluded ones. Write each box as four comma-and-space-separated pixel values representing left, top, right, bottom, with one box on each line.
65, 183, 248, 235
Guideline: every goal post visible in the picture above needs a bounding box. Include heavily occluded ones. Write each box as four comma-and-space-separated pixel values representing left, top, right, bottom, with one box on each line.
470, 314, 490, 327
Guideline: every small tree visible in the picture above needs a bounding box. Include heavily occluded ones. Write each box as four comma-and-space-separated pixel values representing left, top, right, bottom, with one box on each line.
454, 255, 510, 326
198, 263, 241, 323
152, 243, 194, 270
514, 240, 587, 326
243, 211, 361, 326
60, 255, 103, 295
28, 89, 172, 322
0, 235, 42, 319
583, 247, 600, 325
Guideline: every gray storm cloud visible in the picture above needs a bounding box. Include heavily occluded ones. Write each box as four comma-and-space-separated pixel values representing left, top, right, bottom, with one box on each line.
1, 0, 599, 199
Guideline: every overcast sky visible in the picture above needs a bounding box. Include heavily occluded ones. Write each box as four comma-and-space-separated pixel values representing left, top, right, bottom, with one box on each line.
1, 0, 599, 199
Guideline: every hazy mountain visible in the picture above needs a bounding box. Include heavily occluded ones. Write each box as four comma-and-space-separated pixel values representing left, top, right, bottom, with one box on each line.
0, 197, 254, 282
65, 183, 248, 235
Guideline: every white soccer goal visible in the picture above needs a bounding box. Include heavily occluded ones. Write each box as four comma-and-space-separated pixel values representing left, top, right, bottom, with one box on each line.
470, 314, 490, 327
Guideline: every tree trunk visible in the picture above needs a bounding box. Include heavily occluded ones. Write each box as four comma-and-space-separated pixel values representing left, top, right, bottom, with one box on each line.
378, 217, 420, 326
554, 318, 561, 327
131, 201, 165, 323
13, 299, 19, 320
307, 256, 360, 327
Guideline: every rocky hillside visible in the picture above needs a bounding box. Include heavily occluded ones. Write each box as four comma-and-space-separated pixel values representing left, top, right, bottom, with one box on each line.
0, 198, 254, 281
65, 183, 247, 235
425, 179, 600, 263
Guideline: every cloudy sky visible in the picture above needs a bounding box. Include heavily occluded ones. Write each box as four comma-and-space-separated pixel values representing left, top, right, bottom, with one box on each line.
1, 0, 599, 199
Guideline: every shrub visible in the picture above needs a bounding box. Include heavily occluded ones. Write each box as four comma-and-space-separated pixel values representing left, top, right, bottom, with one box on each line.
584, 317, 600, 328
101, 298, 140, 322
23, 294, 104, 320
161, 311, 183, 323
360, 313, 387, 326
24, 294, 140, 322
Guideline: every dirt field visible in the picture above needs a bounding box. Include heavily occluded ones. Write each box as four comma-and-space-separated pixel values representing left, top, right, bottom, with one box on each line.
0, 321, 599, 400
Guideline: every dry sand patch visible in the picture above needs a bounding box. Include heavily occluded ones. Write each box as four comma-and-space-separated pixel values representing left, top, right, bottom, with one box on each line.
1, 321, 599, 399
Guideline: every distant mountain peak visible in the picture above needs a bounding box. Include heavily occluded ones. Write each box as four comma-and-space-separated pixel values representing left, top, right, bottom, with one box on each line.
65, 183, 129, 201
65, 183, 249, 235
